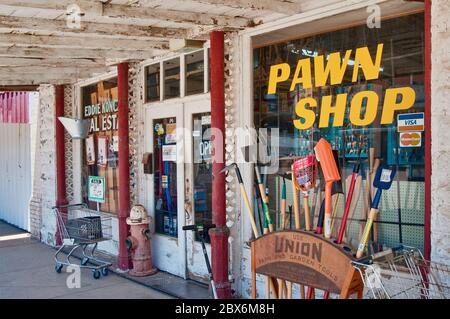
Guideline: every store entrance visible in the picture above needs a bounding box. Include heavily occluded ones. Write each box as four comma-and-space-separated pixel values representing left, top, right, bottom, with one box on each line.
145, 98, 212, 281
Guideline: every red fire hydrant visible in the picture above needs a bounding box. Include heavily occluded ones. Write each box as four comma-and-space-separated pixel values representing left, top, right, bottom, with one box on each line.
125, 205, 157, 276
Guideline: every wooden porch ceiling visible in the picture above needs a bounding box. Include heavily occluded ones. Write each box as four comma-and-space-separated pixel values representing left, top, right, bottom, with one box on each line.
0, 0, 306, 86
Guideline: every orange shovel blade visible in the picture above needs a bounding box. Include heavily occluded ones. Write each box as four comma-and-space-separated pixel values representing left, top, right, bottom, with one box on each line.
314, 138, 340, 183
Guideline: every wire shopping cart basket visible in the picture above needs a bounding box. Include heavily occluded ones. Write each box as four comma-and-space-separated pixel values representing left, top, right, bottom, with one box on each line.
53, 203, 113, 279
352, 245, 450, 299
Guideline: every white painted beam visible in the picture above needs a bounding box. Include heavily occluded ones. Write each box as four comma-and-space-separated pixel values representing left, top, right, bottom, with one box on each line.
0, 33, 169, 51
0, 0, 103, 13
0, 0, 253, 28
192, 0, 301, 15
0, 79, 76, 85
0, 65, 110, 74
0, 57, 105, 67
0, 15, 187, 38
0, 45, 166, 60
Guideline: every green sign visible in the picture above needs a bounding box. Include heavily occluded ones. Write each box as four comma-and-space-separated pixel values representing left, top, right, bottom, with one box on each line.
88, 176, 105, 203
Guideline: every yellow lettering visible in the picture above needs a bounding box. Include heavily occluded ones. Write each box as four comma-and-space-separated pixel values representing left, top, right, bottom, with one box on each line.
314, 50, 351, 87
381, 87, 416, 124
319, 94, 347, 128
349, 91, 379, 126
352, 44, 384, 82
290, 58, 312, 91
294, 98, 317, 130
268, 63, 291, 94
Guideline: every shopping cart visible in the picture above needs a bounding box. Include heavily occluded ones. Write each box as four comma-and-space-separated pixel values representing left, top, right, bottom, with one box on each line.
352, 245, 450, 299
52, 203, 112, 279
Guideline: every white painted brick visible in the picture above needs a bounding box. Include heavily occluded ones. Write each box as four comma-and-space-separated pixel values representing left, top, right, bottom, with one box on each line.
431, 0, 450, 266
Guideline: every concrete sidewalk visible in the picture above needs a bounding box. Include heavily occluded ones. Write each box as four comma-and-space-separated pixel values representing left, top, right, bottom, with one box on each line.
0, 221, 172, 299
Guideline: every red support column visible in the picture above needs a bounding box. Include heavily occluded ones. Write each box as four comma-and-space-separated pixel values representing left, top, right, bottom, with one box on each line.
424, 0, 432, 260
55, 85, 68, 246
209, 31, 231, 299
117, 63, 131, 270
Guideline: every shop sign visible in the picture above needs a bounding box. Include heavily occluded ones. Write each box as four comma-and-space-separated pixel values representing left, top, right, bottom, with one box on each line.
267, 43, 416, 129
399, 132, 422, 147
84, 100, 118, 133
397, 113, 424, 132
88, 176, 105, 203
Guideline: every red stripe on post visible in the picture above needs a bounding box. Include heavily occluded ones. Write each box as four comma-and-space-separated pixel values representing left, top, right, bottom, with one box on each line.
209, 31, 231, 299
117, 63, 131, 270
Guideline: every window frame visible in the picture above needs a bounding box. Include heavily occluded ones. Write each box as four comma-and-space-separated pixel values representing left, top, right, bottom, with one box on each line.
143, 46, 210, 104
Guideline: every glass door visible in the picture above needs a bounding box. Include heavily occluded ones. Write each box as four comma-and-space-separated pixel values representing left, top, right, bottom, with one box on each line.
145, 103, 185, 278
184, 99, 213, 282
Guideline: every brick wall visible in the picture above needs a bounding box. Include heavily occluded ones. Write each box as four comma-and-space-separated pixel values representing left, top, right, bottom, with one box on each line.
29, 85, 57, 245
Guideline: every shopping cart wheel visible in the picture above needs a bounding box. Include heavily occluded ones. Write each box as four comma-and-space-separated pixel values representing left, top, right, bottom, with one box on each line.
55, 263, 63, 273
101, 268, 109, 276
92, 270, 101, 279
81, 257, 89, 266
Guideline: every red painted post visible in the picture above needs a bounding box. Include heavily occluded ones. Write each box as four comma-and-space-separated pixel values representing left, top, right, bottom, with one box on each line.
424, 0, 432, 261
55, 85, 68, 246
117, 62, 131, 270
209, 31, 231, 299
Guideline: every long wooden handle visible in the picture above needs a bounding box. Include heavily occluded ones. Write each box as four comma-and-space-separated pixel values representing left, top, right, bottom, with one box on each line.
324, 182, 333, 239
280, 198, 286, 230
356, 207, 378, 258
370, 159, 380, 242
345, 176, 362, 242
303, 194, 311, 231
291, 172, 301, 230
258, 183, 268, 206
369, 148, 375, 174
241, 184, 260, 238
361, 169, 371, 238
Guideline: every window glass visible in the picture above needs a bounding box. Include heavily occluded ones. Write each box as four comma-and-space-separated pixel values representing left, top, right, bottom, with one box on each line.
82, 79, 119, 214
192, 112, 212, 243
253, 13, 425, 252
153, 117, 178, 237
164, 58, 180, 99
145, 63, 160, 102
186, 50, 205, 96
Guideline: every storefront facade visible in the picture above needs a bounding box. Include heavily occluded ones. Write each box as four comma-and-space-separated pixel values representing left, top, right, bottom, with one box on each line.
29, 0, 449, 299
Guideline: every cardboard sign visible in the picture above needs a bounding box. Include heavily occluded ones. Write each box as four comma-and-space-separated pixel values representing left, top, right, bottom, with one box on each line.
400, 132, 422, 147
397, 113, 424, 132
165, 123, 177, 144
162, 144, 177, 162
97, 136, 108, 167
252, 230, 355, 294
85, 135, 95, 165
88, 176, 105, 203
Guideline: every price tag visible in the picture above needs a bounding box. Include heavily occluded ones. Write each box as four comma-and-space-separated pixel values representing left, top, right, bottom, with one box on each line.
380, 169, 392, 183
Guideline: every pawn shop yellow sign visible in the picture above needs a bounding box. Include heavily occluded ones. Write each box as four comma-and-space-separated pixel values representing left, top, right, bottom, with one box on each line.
267, 44, 416, 129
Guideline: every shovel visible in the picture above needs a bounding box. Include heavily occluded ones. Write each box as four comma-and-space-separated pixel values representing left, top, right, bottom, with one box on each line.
314, 138, 341, 239
356, 165, 396, 258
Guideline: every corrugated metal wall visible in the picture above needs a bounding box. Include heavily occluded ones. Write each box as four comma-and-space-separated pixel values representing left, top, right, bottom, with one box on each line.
0, 124, 31, 230
0, 92, 29, 123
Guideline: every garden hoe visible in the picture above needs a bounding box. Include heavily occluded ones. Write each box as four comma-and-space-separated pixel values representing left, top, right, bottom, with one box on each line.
218, 163, 279, 299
